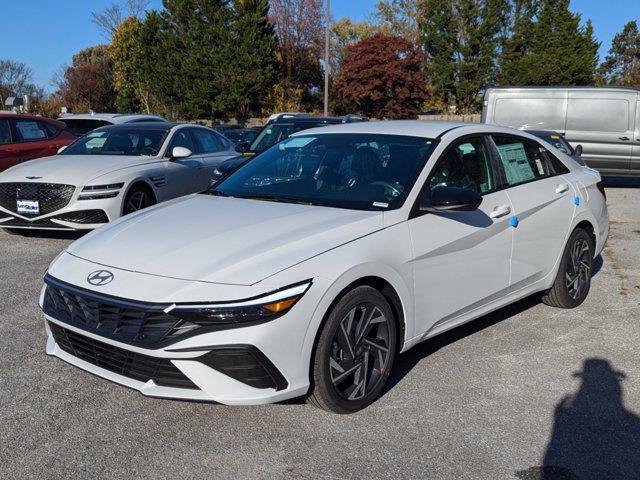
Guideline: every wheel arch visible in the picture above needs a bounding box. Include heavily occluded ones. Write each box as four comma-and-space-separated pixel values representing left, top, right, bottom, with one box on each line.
303, 263, 414, 373
121, 179, 157, 216
574, 219, 596, 252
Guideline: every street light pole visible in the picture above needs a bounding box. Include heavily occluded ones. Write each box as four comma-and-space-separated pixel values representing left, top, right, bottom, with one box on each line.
324, 0, 330, 116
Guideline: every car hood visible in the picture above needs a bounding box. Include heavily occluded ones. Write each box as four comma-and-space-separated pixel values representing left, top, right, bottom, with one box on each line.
67, 195, 384, 285
0, 154, 160, 185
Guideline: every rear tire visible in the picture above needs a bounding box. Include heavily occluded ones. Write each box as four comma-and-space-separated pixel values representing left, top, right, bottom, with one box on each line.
542, 228, 594, 308
122, 184, 155, 216
307, 286, 397, 414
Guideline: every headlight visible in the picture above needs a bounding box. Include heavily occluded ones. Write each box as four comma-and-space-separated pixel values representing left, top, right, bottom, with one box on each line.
167, 280, 312, 327
79, 183, 124, 200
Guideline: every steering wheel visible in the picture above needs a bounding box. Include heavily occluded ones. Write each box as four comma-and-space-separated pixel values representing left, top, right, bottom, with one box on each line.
371, 180, 403, 199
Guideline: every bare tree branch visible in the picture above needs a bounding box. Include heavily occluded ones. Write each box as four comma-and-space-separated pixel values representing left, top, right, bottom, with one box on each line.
91, 0, 151, 39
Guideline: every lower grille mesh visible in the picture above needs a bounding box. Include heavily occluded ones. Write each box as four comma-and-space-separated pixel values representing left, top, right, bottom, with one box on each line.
49, 322, 198, 390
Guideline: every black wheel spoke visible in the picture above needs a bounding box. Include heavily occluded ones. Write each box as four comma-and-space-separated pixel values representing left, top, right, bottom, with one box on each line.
329, 302, 392, 401
565, 238, 591, 300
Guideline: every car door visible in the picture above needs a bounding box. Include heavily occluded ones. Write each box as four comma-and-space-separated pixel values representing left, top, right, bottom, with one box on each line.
0, 119, 16, 172
190, 128, 235, 190
631, 101, 640, 176
490, 134, 575, 288
9, 118, 53, 161
409, 135, 513, 336
564, 89, 637, 175
163, 129, 203, 198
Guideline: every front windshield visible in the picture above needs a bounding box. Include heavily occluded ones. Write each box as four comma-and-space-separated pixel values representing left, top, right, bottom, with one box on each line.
212, 134, 436, 211
250, 122, 333, 152
62, 128, 168, 156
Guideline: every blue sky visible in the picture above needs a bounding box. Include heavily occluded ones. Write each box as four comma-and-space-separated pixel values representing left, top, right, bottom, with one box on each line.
0, 0, 636, 91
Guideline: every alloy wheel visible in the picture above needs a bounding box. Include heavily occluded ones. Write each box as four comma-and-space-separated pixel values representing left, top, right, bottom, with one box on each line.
329, 303, 393, 401
125, 191, 151, 214
565, 238, 591, 300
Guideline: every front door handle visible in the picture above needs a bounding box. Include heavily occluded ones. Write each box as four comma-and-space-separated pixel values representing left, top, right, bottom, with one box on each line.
619, 136, 630, 141
489, 205, 511, 219
555, 184, 569, 194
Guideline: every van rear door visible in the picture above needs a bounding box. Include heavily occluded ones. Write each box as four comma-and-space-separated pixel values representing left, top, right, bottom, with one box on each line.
564, 90, 636, 176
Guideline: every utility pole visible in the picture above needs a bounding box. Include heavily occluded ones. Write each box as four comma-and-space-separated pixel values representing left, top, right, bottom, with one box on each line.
323, 0, 330, 116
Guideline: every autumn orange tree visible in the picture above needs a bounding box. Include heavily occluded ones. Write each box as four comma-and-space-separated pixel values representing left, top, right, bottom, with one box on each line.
333, 34, 427, 119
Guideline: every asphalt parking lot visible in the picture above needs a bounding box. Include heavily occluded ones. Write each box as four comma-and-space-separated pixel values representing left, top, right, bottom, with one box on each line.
1, 185, 638, 480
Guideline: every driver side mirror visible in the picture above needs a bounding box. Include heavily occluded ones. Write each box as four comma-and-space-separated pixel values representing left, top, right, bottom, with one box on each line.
420, 187, 482, 212
573, 144, 583, 156
169, 146, 192, 160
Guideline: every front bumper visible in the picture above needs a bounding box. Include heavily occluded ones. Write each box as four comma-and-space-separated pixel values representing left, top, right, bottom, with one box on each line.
0, 188, 121, 231
45, 319, 302, 404
40, 260, 321, 405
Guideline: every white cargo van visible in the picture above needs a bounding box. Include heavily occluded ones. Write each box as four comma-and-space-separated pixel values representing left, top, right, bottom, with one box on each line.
482, 86, 640, 176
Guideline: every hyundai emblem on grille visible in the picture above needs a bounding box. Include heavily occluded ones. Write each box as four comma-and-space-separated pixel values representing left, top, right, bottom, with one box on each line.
25, 176, 42, 180
87, 270, 114, 286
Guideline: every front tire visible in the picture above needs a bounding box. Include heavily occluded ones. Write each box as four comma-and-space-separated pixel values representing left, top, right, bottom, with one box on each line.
122, 185, 155, 216
308, 286, 397, 414
542, 228, 594, 308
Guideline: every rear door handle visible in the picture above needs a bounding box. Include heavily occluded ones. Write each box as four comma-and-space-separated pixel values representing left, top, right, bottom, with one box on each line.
555, 184, 569, 194
489, 205, 511, 219
619, 136, 630, 141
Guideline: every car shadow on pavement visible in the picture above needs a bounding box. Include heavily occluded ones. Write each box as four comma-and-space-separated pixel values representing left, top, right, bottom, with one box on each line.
602, 177, 640, 188
515, 358, 640, 480
382, 293, 543, 397
6, 229, 86, 240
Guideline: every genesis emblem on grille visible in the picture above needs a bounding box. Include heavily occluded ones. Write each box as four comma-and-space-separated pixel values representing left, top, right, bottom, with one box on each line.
26, 176, 42, 180
87, 270, 114, 286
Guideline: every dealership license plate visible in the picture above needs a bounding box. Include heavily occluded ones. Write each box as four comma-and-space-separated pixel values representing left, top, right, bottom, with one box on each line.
17, 200, 40, 215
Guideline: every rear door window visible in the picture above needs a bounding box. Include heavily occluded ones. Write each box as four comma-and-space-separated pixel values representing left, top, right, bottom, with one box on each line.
0, 119, 11, 144
11, 119, 48, 142
492, 136, 557, 186
191, 128, 224, 153
42, 122, 61, 138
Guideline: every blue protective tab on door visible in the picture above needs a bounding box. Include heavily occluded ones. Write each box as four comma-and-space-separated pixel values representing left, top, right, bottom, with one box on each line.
510, 216, 519, 228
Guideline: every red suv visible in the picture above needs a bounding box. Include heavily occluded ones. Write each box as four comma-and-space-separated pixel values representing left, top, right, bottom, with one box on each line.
0, 114, 77, 172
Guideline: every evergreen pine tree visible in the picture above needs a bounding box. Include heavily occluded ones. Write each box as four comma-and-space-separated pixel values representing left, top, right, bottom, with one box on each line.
226, 0, 279, 119
497, 0, 540, 85
498, 0, 599, 85
421, 0, 458, 106
421, 0, 506, 111
597, 21, 640, 86
160, 0, 233, 119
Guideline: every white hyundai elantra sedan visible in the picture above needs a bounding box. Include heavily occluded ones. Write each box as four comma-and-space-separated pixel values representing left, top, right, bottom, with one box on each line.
0, 122, 238, 231
41, 121, 609, 413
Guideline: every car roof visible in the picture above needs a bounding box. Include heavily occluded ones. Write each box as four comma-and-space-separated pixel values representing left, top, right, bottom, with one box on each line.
0, 112, 65, 126
290, 120, 536, 140
289, 120, 472, 138
58, 113, 167, 123
484, 85, 640, 95
0, 112, 53, 120
272, 115, 347, 124
93, 121, 177, 132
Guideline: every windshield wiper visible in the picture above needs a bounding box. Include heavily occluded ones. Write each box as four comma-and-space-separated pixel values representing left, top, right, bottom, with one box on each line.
235, 194, 313, 205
